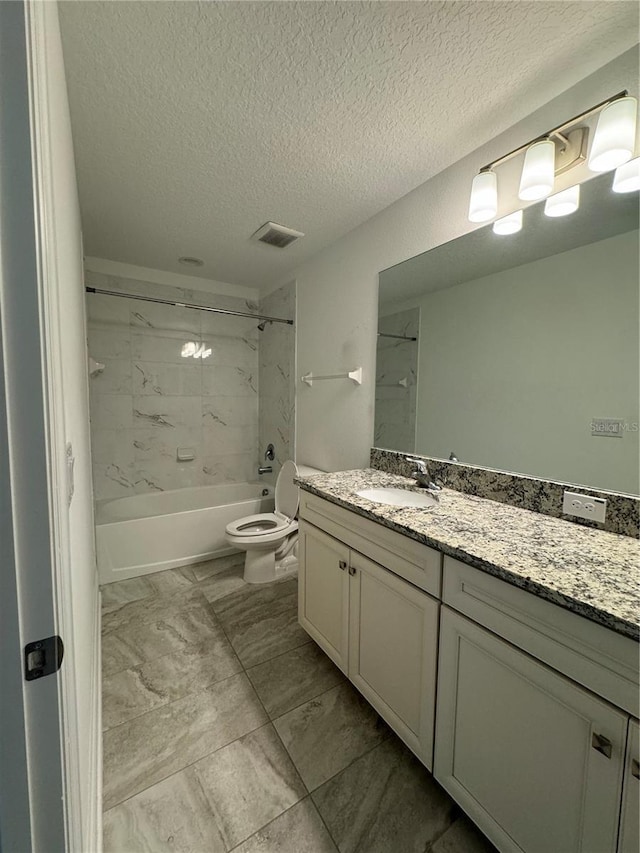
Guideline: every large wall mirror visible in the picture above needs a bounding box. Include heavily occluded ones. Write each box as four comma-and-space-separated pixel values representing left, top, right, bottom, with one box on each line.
376, 172, 639, 496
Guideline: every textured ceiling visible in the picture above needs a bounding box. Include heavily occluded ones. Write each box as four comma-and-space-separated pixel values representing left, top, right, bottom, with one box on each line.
58, 1, 638, 291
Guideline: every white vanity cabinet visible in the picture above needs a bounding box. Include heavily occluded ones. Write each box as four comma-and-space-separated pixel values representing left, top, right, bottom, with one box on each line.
298, 490, 640, 853
435, 606, 627, 853
298, 493, 442, 768
435, 556, 639, 853
618, 718, 639, 853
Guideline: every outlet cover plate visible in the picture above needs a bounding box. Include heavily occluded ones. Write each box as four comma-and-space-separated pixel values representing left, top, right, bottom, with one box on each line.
562, 490, 607, 523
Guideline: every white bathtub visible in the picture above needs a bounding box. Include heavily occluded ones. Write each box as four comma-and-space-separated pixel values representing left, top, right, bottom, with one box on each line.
96, 482, 274, 584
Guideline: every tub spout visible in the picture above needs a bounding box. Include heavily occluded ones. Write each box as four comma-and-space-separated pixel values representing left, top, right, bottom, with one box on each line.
258, 466, 273, 475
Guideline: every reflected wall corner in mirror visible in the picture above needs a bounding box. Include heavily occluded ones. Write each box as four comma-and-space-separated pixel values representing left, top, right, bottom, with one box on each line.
375, 172, 640, 497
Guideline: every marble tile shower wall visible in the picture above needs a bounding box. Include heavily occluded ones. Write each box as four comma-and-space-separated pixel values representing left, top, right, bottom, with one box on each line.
375, 308, 419, 453
87, 271, 261, 501
258, 283, 296, 487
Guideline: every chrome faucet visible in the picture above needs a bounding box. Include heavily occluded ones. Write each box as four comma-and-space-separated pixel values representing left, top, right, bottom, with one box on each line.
406, 457, 442, 500
258, 465, 273, 475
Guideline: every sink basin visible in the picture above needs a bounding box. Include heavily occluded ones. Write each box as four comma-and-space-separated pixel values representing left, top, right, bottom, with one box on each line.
355, 487, 438, 508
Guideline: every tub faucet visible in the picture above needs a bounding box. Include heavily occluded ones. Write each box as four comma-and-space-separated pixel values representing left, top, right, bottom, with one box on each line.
258, 465, 273, 475
406, 457, 441, 500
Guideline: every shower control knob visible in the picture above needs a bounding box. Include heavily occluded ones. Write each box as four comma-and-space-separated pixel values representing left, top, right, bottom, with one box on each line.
265, 443, 275, 461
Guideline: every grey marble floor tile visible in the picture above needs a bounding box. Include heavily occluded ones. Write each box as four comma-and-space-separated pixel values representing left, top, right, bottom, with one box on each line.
103, 672, 267, 809
102, 584, 208, 634
210, 576, 298, 620
230, 798, 338, 853
429, 816, 497, 853
101, 576, 156, 615
102, 603, 222, 677
186, 723, 306, 850
223, 601, 309, 669
273, 682, 389, 791
178, 553, 245, 583
312, 735, 456, 853
103, 770, 227, 853
197, 565, 249, 604
143, 567, 195, 596
247, 641, 345, 719
103, 631, 242, 729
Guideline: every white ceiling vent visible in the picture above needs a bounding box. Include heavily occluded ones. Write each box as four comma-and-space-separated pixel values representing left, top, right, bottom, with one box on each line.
251, 221, 304, 249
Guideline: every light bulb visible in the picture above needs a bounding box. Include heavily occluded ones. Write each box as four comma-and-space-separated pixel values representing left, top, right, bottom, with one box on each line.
468, 170, 498, 222
613, 156, 640, 193
519, 139, 555, 201
544, 184, 580, 218
589, 96, 637, 172
493, 210, 523, 235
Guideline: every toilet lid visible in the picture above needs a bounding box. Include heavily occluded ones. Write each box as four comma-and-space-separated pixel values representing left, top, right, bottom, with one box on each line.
275, 460, 299, 520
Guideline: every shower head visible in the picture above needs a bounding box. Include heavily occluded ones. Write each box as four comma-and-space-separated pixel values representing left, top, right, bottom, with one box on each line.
257, 320, 273, 331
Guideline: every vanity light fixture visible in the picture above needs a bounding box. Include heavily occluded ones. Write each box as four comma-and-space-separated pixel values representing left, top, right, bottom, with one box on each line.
544, 184, 580, 218
588, 96, 637, 172
468, 170, 498, 222
518, 139, 556, 201
612, 156, 640, 193
493, 210, 522, 235
468, 90, 638, 225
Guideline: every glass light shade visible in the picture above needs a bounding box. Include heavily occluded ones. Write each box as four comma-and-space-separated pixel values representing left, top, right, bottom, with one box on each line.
493, 210, 523, 235
613, 156, 640, 193
544, 184, 580, 217
468, 170, 498, 222
518, 139, 555, 201
588, 96, 637, 172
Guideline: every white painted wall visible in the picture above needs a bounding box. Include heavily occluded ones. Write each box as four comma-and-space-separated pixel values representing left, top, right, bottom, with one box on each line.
410, 230, 639, 495
290, 47, 639, 474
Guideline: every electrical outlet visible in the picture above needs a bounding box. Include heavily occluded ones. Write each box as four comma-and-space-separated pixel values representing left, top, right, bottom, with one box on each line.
562, 490, 607, 523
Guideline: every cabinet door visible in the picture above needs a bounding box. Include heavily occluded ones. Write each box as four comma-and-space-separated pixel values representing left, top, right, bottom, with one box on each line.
618, 718, 639, 853
348, 551, 439, 768
298, 521, 350, 674
434, 607, 627, 853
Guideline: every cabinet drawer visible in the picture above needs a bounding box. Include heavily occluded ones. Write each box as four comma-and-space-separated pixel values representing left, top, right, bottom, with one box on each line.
300, 492, 441, 598
443, 556, 639, 716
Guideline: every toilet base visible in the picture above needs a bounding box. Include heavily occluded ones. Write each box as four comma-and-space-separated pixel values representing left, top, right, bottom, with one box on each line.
243, 549, 298, 584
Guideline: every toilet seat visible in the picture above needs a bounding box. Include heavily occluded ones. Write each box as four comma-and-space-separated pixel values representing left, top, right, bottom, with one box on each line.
226, 511, 292, 538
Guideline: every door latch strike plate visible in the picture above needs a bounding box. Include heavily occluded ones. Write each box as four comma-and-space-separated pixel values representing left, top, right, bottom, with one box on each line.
24, 635, 64, 681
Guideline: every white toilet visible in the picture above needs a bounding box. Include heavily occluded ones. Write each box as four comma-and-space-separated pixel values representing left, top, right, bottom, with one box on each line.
225, 461, 323, 584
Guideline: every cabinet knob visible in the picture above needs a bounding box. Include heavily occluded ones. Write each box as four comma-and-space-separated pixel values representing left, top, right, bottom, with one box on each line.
348, 566, 357, 576
632, 759, 640, 780
338, 560, 347, 571
591, 733, 613, 759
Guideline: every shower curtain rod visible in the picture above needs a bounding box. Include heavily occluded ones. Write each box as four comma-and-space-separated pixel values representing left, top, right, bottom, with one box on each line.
85, 286, 294, 326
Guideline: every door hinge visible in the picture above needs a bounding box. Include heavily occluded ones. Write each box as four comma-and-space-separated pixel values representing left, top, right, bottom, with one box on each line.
24, 635, 64, 681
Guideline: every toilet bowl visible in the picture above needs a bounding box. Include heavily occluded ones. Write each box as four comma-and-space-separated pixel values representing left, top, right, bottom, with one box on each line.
225, 460, 323, 584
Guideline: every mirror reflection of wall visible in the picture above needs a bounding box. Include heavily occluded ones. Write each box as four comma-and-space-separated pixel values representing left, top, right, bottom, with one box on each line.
377, 173, 640, 496
375, 309, 419, 453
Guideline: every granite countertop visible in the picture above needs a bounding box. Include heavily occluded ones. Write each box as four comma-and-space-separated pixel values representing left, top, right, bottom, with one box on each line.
297, 469, 640, 641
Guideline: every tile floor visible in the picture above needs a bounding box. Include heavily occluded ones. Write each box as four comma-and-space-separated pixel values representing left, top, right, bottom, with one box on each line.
101, 555, 497, 852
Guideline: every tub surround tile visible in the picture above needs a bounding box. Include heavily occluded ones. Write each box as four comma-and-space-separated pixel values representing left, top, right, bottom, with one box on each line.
246, 642, 345, 720
273, 682, 390, 791
371, 447, 640, 539
297, 468, 640, 640
102, 632, 242, 730
103, 672, 268, 809
187, 724, 306, 850
230, 798, 338, 853
312, 736, 456, 853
